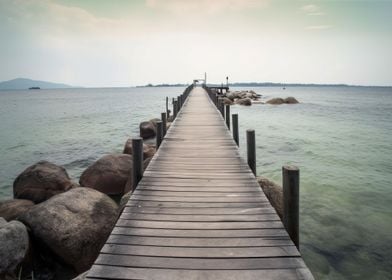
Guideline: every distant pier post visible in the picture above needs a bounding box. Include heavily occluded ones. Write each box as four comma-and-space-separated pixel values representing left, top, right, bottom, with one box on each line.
156, 121, 163, 148
225, 105, 230, 130
166, 97, 169, 118
132, 137, 143, 190
173, 100, 178, 119
283, 165, 300, 250
246, 129, 256, 175
232, 114, 239, 146
161, 112, 167, 136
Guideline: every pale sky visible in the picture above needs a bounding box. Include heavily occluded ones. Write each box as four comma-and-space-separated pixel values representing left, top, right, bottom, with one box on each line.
0, 0, 391, 87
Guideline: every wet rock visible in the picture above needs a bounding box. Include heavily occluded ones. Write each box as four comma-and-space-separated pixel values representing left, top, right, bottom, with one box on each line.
123, 139, 156, 159
235, 97, 252, 106
13, 161, 77, 203
257, 176, 283, 220
222, 97, 233, 105
19, 188, 118, 273
139, 121, 156, 139
0, 199, 35, 221
266, 98, 285, 105
80, 154, 132, 196
284, 97, 299, 104
0, 218, 30, 275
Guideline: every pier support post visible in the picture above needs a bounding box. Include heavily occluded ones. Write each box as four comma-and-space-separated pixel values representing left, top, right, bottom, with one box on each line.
166, 97, 169, 118
225, 105, 230, 130
132, 137, 143, 191
161, 112, 167, 136
232, 114, 239, 146
173, 100, 178, 119
246, 129, 256, 175
283, 165, 300, 250
156, 121, 163, 148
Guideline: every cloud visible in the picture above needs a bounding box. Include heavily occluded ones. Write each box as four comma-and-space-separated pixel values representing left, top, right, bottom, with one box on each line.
305, 25, 332, 30
145, 0, 268, 14
301, 4, 324, 16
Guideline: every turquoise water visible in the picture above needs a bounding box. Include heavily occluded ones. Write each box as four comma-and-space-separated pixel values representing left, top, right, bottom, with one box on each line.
0, 86, 391, 279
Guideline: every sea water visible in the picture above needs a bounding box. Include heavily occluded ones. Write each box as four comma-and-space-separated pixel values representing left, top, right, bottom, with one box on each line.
0, 86, 391, 279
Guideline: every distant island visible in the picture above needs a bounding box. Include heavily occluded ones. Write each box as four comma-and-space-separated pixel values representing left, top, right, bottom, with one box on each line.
0, 78, 73, 90
138, 82, 390, 88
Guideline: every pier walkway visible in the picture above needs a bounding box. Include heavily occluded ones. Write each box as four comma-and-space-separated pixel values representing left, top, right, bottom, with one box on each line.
86, 87, 313, 279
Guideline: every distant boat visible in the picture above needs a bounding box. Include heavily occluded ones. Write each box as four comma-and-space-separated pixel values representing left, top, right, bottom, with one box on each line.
28, 87, 40, 90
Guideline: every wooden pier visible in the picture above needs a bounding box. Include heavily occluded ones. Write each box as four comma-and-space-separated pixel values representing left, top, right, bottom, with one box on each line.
86, 87, 313, 279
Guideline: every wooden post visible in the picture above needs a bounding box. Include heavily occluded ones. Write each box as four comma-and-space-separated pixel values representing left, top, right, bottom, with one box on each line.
166, 97, 169, 118
132, 137, 143, 190
177, 97, 181, 112
283, 165, 300, 250
232, 114, 239, 146
246, 129, 256, 175
156, 121, 163, 148
215, 94, 218, 107
225, 105, 230, 130
161, 112, 167, 136
173, 100, 178, 119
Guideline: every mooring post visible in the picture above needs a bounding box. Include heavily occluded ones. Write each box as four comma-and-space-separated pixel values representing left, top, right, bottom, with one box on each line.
177, 97, 181, 112
246, 129, 256, 175
232, 114, 239, 146
161, 112, 167, 136
225, 105, 230, 130
132, 137, 143, 190
283, 165, 300, 250
173, 100, 178, 119
215, 94, 218, 107
166, 97, 169, 118
156, 121, 163, 148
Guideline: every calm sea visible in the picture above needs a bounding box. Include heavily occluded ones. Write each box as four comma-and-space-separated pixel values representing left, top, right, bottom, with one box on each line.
0, 86, 391, 279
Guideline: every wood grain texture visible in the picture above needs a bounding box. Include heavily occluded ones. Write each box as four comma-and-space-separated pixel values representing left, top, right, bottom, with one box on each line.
86, 87, 313, 279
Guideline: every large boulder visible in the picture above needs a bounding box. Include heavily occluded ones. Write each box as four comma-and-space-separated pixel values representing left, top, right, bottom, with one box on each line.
0, 218, 30, 275
13, 161, 77, 203
235, 97, 252, 106
80, 154, 132, 195
123, 139, 156, 159
257, 176, 283, 220
19, 188, 118, 273
222, 97, 233, 105
0, 199, 35, 221
266, 98, 285, 105
284, 97, 299, 104
139, 121, 156, 139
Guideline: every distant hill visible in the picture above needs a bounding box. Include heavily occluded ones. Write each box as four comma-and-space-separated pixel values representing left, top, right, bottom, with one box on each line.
0, 78, 73, 90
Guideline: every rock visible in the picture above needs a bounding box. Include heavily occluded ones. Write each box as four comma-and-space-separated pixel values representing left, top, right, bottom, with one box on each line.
0, 218, 30, 275
149, 118, 161, 128
284, 97, 299, 104
0, 199, 35, 221
123, 139, 156, 159
139, 121, 156, 139
222, 97, 233, 105
266, 97, 285, 105
257, 176, 283, 219
13, 161, 77, 204
235, 97, 252, 106
19, 188, 118, 273
80, 154, 132, 195
266, 97, 299, 105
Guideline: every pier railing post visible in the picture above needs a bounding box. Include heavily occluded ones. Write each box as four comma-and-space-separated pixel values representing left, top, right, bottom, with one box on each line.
161, 112, 167, 136
246, 129, 256, 175
132, 137, 143, 191
283, 165, 300, 250
173, 100, 178, 119
225, 105, 230, 130
232, 114, 239, 146
166, 97, 169, 118
156, 121, 163, 148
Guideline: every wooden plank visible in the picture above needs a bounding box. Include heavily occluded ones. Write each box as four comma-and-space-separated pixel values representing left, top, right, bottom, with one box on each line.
88, 265, 314, 280
95, 254, 307, 270
122, 206, 277, 215
106, 236, 292, 247
100, 244, 300, 258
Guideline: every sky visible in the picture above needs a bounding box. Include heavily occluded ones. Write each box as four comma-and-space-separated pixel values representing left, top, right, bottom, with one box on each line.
0, 0, 391, 87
